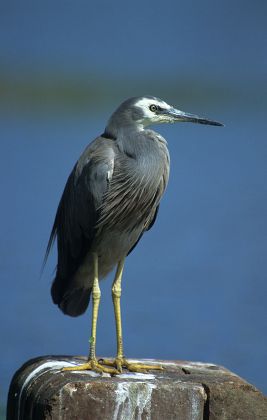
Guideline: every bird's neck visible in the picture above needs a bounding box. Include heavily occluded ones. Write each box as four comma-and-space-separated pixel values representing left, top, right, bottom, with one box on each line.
119, 127, 167, 167
104, 122, 168, 165
104, 122, 144, 140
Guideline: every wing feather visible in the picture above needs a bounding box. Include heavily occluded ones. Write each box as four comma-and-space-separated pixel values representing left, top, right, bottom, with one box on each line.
43, 137, 115, 281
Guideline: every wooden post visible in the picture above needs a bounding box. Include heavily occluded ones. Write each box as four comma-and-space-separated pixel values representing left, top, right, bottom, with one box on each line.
7, 356, 267, 419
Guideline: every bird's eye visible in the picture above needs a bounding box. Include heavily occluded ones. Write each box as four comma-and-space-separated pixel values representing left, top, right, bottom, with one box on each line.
149, 104, 158, 112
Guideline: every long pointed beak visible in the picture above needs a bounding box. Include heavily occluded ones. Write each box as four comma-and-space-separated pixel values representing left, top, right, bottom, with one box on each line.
165, 107, 224, 127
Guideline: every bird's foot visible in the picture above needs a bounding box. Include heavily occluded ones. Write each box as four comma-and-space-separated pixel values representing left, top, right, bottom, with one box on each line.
62, 358, 119, 374
99, 357, 163, 373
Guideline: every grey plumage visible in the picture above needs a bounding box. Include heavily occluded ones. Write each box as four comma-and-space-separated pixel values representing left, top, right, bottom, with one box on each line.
45, 95, 223, 317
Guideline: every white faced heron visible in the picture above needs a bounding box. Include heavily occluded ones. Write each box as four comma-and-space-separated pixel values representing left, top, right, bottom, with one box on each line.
45, 95, 223, 374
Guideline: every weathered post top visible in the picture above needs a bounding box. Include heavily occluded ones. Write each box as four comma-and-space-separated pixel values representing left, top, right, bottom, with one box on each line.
7, 356, 267, 420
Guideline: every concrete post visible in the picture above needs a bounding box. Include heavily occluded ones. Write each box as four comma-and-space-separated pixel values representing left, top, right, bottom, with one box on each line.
7, 356, 267, 419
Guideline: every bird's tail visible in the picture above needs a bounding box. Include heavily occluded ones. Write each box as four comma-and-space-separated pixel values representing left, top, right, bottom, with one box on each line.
51, 277, 92, 317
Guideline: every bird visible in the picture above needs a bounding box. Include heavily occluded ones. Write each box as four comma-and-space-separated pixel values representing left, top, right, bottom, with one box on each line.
44, 95, 223, 374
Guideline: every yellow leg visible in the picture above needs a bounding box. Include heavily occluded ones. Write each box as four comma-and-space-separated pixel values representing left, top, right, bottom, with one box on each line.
99, 259, 163, 373
89, 252, 101, 360
63, 253, 118, 374
112, 259, 125, 364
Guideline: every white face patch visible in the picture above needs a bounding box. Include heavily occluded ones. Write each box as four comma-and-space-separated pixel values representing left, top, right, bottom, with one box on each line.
134, 97, 172, 124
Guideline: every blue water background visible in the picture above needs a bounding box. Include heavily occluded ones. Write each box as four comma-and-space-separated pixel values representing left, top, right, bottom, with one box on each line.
0, 0, 267, 407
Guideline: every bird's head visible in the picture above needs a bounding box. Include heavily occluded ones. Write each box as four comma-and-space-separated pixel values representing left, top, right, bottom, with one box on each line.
133, 95, 224, 127
107, 96, 223, 135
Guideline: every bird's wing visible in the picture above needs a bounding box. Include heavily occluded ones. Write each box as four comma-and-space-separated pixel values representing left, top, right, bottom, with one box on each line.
126, 204, 160, 256
144, 203, 160, 231
43, 136, 115, 278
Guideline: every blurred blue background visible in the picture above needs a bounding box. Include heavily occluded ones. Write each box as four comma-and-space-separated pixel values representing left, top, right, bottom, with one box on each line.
1, 0, 267, 411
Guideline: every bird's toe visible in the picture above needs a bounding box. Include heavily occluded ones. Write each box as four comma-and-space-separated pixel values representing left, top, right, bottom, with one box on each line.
98, 357, 163, 373
62, 359, 119, 375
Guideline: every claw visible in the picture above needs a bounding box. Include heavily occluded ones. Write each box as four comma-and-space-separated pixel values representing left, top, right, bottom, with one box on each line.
98, 358, 163, 373
62, 359, 119, 374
